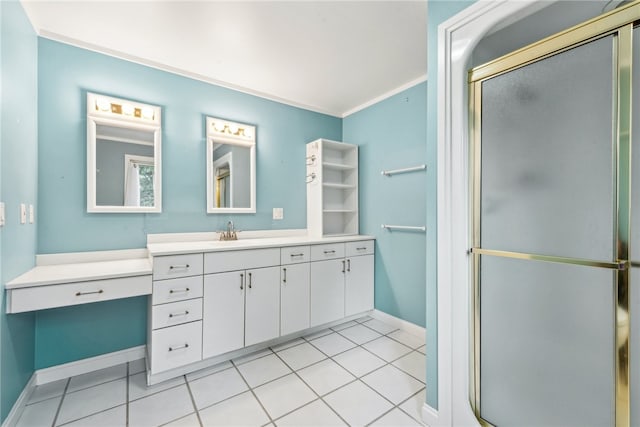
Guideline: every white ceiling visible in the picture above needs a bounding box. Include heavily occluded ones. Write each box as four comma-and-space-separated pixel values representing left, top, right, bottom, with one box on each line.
21, 1, 428, 117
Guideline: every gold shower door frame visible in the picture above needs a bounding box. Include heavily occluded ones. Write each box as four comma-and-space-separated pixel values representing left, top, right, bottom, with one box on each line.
468, 3, 640, 426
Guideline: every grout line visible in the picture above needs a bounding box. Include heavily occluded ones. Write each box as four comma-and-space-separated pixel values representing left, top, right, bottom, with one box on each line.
183, 375, 204, 427
50, 377, 70, 427
230, 360, 275, 424
395, 387, 428, 426
55, 404, 127, 427
126, 362, 130, 427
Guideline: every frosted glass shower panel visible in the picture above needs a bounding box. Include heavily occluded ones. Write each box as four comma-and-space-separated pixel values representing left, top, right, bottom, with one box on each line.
479, 255, 615, 426
480, 35, 615, 260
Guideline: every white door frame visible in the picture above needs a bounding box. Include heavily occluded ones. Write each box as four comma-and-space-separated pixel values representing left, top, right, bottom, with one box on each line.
427, 1, 551, 426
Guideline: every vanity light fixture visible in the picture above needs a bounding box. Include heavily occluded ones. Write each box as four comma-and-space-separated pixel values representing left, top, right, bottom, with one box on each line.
209, 118, 254, 142
90, 93, 159, 123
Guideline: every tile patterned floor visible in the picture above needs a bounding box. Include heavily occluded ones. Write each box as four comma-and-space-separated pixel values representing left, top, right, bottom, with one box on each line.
16, 316, 426, 427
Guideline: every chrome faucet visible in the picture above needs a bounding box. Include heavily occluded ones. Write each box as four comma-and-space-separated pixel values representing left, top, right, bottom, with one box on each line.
219, 220, 238, 241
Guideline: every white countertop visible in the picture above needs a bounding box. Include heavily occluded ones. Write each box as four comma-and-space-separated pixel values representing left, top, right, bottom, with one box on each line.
6, 257, 152, 289
147, 234, 375, 256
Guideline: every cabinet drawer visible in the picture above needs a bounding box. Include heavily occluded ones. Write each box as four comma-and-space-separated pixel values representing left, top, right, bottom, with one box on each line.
152, 276, 203, 305
152, 299, 203, 330
346, 240, 375, 257
310, 243, 345, 261
281, 246, 311, 265
153, 254, 203, 280
204, 248, 280, 274
6, 275, 151, 314
150, 321, 202, 374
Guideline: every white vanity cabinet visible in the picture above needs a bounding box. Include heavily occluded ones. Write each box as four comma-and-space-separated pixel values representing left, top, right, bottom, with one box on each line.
202, 249, 280, 359
345, 241, 375, 316
280, 246, 311, 336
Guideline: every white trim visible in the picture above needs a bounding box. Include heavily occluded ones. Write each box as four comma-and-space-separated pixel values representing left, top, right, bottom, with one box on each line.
341, 74, 428, 118
421, 402, 439, 427
36, 248, 149, 266
35, 345, 146, 385
436, 1, 549, 426
1, 374, 36, 427
370, 309, 425, 338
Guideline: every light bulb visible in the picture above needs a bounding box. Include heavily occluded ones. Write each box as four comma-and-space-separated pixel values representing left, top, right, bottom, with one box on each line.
229, 124, 239, 134
141, 107, 154, 120
243, 127, 253, 138
214, 122, 226, 132
122, 104, 134, 115
96, 98, 110, 111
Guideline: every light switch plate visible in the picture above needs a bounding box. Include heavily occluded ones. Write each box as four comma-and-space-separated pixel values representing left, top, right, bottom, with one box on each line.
29, 204, 34, 224
20, 203, 26, 224
0, 202, 5, 227
273, 208, 284, 220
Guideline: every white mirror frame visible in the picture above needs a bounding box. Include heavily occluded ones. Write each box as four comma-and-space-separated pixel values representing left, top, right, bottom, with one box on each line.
87, 92, 162, 213
206, 116, 256, 214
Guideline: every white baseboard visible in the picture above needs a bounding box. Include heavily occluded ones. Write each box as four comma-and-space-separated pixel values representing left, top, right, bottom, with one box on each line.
1, 374, 36, 427
35, 345, 146, 385
421, 403, 440, 427
370, 309, 426, 338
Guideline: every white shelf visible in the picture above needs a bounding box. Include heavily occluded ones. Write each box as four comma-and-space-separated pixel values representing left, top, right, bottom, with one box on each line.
323, 162, 356, 171
323, 209, 357, 213
323, 183, 356, 189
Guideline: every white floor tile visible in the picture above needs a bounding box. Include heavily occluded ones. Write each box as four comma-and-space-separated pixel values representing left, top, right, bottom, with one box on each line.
185, 360, 233, 382
189, 367, 248, 409
332, 347, 386, 377
236, 354, 292, 388
331, 320, 358, 331
129, 371, 185, 401
337, 324, 382, 345
253, 374, 316, 419
16, 395, 61, 427
296, 359, 355, 396
388, 330, 426, 349
309, 333, 355, 356
128, 384, 194, 427
303, 328, 333, 340
323, 380, 393, 426
129, 358, 147, 376
354, 316, 373, 323
161, 413, 201, 427
398, 389, 426, 425
271, 338, 305, 352
361, 365, 424, 405
198, 391, 270, 426
232, 348, 273, 366
274, 399, 346, 426
363, 336, 412, 362
363, 319, 398, 335
417, 345, 426, 355
276, 342, 326, 370
56, 378, 126, 425
370, 408, 423, 426
67, 364, 127, 393
27, 378, 67, 405
393, 351, 426, 383
62, 404, 126, 427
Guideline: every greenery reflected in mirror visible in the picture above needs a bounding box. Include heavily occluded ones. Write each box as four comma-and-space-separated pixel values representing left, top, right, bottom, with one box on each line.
87, 93, 162, 213
206, 117, 256, 213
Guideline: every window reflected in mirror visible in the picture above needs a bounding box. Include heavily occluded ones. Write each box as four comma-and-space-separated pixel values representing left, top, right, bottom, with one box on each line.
206, 117, 256, 213
87, 93, 162, 213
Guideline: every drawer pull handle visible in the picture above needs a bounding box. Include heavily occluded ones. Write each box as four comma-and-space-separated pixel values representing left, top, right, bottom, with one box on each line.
169, 288, 190, 294
290, 253, 305, 258
168, 343, 189, 352
356, 247, 367, 251
347, 259, 351, 272
248, 272, 252, 289
75, 290, 103, 296
283, 268, 287, 284
240, 273, 244, 290
169, 264, 190, 270
169, 311, 189, 318
342, 260, 346, 273
324, 250, 336, 255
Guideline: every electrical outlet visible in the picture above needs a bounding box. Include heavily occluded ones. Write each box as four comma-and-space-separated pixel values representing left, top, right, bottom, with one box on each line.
0, 202, 5, 227
273, 208, 284, 220
29, 204, 34, 224
20, 203, 26, 224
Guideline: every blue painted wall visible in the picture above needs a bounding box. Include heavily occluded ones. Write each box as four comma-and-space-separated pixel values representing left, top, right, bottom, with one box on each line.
34, 39, 341, 369
426, 0, 477, 409
343, 82, 427, 327
0, 0, 38, 422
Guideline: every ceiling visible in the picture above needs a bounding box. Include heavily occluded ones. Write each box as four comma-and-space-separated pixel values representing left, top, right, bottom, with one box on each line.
21, 1, 428, 118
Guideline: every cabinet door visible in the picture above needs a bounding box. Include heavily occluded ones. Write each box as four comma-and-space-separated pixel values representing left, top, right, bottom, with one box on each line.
245, 266, 280, 347
345, 255, 374, 316
310, 259, 345, 327
281, 263, 310, 336
202, 271, 245, 359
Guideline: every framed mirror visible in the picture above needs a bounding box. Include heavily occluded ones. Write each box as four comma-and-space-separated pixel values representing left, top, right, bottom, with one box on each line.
87, 93, 162, 213
206, 116, 256, 213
